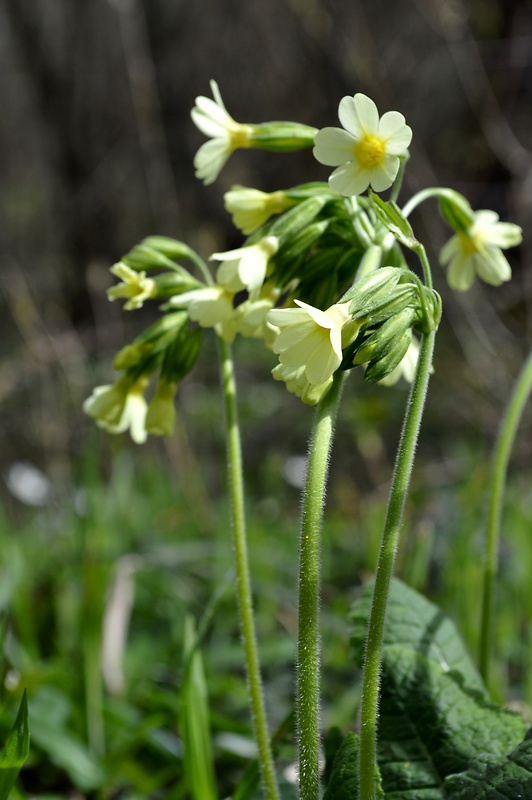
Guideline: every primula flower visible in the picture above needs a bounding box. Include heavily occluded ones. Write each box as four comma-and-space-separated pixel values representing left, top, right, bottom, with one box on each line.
170, 285, 237, 342
211, 236, 279, 298
233, 286, 280, 340
83, 375, 149, 444
439, 210, 522, 291
313, 93, 412, 196
191, 80, 254, 185
267, 300, 351, 386
146, 379, 177, 437
272, 362, 333, 406
107, 262, 156, 310
224, 186, 294, 234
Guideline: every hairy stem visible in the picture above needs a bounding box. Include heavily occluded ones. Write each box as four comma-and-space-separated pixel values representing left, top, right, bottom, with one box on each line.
358, 330, 435, 800
479, 347, 532, 685
297, 373, 346, 800
218, 338, 280, 800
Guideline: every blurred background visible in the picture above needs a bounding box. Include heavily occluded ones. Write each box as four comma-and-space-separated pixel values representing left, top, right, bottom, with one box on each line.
1, 0, 532, 796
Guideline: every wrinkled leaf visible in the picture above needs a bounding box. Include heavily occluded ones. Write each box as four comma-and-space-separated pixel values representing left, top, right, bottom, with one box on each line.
323, 732, 359, 800
376, 646, 527, 798
350, 578, 485, 693
445, 726, 532, 799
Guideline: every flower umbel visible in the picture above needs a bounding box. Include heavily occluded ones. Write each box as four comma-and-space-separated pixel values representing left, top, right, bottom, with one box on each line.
107, 262, 156, 310
212, 236, 279, 298
83, 375, 149, 444
440, 210, 522, 291
191, 80, 254, 185
313, 93, 412, 196
267, 300, 352, 394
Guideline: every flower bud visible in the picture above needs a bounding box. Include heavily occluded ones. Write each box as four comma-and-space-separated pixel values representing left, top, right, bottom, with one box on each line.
353, 307, 415, 366
364, 330, 412, 383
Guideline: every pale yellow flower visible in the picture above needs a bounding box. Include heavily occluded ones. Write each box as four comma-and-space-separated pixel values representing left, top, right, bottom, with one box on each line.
191, 80, 253, 185
440, 210, 522, 291
224, 186, 294, 234
233, 287, 280, 339
267, 300, 351, 386
83, 376, 149, 444
107, 262, 156, 310
146, 380, 177, 437
169, 285, 237, 342
272, 362, 333, 406
212, 236, 279, 298
313, 93, 412, 196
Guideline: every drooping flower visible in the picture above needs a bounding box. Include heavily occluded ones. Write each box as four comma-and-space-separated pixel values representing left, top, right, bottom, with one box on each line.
169, 285, 237, 342
267, 300, 352, 387
313, 93, 412, 196
145, 379, 177, 437
107, 262, 156, 310
271, 362, 333, 406
211, 236, 279, 298
439, 210, 522, 291
191, 80, 254, 185
83, 375, 149, 444
233, 286, 280, 340
224, 186, 294, 234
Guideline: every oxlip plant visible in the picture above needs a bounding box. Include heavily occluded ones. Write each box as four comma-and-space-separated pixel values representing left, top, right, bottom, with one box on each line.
83, 80, 532, 800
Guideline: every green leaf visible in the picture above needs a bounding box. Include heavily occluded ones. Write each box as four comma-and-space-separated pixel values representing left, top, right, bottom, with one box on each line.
445, 727, 532, 798
350, 578, 485, 693
323, 732, 359, 800
180, 616, 217, 800
376, 646, 527, 797
0, 691, 30, 800
368, 191, 419, 248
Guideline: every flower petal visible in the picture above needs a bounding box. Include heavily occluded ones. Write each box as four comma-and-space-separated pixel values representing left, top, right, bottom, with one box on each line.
447, 254, 475, 291
313, 127, 355, 166
368, 155, 399, 191
328, 162, 371, 196
475, 248, 512, 285
338, 95, 364, 138
194, 139, 231, 184
353, 94, 379, 134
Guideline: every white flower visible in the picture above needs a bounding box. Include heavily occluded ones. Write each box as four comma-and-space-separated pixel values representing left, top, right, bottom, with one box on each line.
211, 236, 279, 299
191, 80, 254, 185
83, 376, 149, 444
267, 300, 351, 386
313, 93, 412, 196
271, 362, 333, 406
224, 186, 293, 234
440, 210, 522, 291
146, 380, 177, 437
170, 285, 237, 342
233, 286, 280, 339
107, 262, 156, 310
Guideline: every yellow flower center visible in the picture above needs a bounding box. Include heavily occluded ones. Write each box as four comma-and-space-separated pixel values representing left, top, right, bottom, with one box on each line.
229, 124, 254, 150
355, 135, 385, 169
457, 231, 480, 255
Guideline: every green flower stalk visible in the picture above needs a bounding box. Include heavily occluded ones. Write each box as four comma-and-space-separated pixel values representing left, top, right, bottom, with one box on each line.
479, 347, 532, 686
358, 329, 435, 800
218, 337, 280, 800
297, 372, 346, 800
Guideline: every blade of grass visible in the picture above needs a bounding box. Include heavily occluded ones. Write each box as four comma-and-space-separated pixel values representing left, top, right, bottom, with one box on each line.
0, 690, 30, 800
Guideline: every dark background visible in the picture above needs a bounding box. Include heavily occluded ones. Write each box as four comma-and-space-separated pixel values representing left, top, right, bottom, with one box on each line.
1, 0, 531, 498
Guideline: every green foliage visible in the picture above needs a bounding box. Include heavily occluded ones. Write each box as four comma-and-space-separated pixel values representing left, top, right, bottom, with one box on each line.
322, 579, 531, 799
0, 691, 29, 800
180, 616, 217, 800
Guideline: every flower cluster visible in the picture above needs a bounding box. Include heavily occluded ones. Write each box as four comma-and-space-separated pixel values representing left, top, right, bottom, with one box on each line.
83, 80, 521, 440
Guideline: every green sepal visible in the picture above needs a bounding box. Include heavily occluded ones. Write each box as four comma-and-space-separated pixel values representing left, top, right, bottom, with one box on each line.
353, 308, 415, 366
363, 329, 412, 383
160, 324, 202, 385
113, 311, 189, 370
122, 241, 194, 277
250, 121, 318, 151
152, 271, 201, 298
343, 266, 402, 307
368, 190, 419, 248
438, 190, 475, 234
0, 690, 30, 800
140, 236, 198, 261
267, 195, 328, 239
272, 220, 330, 280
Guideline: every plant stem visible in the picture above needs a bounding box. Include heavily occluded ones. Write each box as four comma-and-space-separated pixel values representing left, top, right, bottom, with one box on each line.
358, 330, 435, 800
218, 337, 280, 800
479, 346, 532, 685
297, 372, 346, 800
